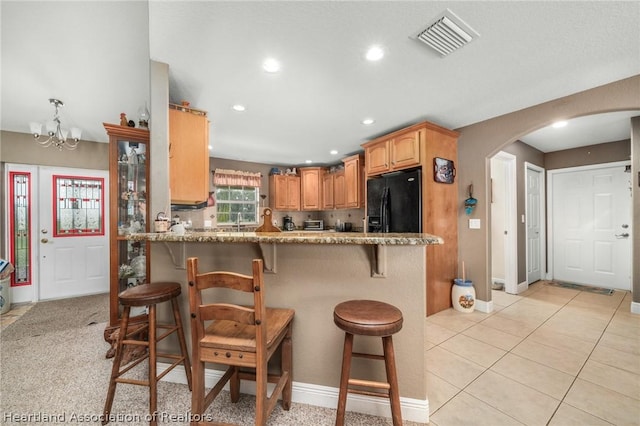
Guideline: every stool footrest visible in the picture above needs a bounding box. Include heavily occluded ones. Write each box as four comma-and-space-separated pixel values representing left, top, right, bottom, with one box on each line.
156, 324, 179, 342
348, 378, 391, 390
156, 357, 186, 382
352, 351, 384, 361
347, 387, 391, 399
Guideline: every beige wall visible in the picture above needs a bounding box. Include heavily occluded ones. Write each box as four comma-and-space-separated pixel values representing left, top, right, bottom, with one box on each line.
457, 74, 640, 304
544, 139, 630, 170
1, 130, 109, 170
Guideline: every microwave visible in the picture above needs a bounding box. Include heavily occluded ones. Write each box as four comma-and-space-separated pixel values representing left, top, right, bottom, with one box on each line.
303, 219, 324, 231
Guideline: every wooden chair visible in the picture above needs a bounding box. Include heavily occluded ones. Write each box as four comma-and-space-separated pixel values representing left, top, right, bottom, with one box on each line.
187, 257, 294, 426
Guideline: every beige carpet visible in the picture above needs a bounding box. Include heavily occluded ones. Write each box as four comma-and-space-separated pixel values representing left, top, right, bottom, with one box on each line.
0, 294, 412, 425
1, 293, 109, 341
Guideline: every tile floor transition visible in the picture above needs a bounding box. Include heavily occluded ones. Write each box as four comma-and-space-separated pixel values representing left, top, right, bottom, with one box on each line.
426, 281, 639, 425
1, 281, 638, 425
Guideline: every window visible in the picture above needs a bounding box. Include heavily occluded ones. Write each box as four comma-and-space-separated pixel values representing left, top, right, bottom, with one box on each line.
215, 185, 259, 225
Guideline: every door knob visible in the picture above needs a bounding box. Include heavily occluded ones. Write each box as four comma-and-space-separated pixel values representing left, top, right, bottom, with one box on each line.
615, 233, 629, 238
41, 238, 49, 243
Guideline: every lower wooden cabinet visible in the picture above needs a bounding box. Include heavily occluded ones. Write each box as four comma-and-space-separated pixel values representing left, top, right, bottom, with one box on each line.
269, 175, 300, 211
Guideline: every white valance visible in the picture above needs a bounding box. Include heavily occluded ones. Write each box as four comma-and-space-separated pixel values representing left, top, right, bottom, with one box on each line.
212, 169, 262, 187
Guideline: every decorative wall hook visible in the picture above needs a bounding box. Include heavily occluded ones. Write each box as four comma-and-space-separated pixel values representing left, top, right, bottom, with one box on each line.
464, 184, 477, 215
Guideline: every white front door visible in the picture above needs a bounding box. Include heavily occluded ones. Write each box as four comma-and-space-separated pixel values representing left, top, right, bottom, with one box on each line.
550, 162, 631, 290
526, 163, 544, 284
38, 166, 110, 300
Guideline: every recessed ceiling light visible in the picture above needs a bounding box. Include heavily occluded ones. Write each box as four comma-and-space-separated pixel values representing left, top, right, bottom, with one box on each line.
330, 150, 338, 155
208, 145, 213, 150
361, 118, 375, 125
305, 160, 313, 164
232, 104, 246, 112
262, 58, 281, 73
552, 120, 568, 128
366, 45, 384, 61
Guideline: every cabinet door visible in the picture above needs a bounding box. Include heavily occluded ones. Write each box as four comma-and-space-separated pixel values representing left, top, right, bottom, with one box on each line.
270, 175, 287, 210
322, 172, 335, 209
343, 155, 363, 208
334, 171, 346, 209
169, 109, 210, 204
365, 140, 389, 176
286, 176, 301, 210
390, 131, 420, 170
301, 167, 322, 210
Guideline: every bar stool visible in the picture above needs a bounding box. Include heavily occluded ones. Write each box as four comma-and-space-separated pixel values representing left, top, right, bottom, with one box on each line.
333, 299, 403, 426
103, 282, 193, 425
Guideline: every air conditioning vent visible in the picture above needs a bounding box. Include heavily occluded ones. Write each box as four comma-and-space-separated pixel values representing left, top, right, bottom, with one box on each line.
415, 9, 479, 57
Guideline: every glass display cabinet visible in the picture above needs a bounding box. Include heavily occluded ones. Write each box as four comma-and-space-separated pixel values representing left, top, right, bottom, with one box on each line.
103, 123, 150, 331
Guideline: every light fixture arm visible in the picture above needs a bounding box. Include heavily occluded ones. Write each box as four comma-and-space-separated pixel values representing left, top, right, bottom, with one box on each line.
30, 98, 81, 150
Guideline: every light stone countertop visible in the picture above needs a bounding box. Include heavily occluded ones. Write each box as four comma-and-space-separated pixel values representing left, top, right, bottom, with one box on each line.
124, 231, 443, 245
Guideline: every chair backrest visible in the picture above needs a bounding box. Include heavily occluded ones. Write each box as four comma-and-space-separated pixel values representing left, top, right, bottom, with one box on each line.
187, 257, 267, 352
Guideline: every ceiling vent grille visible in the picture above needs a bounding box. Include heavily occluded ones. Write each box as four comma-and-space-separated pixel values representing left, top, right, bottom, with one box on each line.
415, 9, 479, 57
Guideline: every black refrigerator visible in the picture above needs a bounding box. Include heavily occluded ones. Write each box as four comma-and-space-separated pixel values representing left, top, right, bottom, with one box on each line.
367, 168, 422, 233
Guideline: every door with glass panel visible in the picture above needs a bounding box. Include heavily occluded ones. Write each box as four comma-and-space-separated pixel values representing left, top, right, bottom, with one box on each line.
38, 167, 109, 300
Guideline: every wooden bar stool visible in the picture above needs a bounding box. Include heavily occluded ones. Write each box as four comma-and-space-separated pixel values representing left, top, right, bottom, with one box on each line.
333, 299, 403, 426
103, 282, 193, 425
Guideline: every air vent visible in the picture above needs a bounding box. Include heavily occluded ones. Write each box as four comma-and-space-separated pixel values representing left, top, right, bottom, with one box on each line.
415, 9, 479, 57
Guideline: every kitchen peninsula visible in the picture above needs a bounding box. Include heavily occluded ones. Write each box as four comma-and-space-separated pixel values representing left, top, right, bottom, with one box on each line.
126, 230, 442, 423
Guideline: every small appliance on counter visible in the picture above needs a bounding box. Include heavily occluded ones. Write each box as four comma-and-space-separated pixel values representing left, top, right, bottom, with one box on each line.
283, 215, 295, 231
303, 219, 324, 231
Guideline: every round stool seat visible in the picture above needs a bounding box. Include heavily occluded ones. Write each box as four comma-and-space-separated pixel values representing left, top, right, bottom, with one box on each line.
334, 300, 403, 337
119, 282, 182, 307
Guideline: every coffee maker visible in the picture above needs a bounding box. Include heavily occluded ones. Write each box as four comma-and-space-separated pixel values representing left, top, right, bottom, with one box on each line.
282, 215, 295, 231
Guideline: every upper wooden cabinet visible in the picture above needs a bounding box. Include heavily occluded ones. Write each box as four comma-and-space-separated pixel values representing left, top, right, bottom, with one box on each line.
300, 167, 323, 211
343, 154, 364, 208
169, 105, 210, 204
333, 171, 346, 209
269, 174, 300, 211
363, 130, 420, 176
322, 172, 335, 210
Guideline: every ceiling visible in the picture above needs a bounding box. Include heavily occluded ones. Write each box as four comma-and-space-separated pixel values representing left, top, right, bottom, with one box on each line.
2, 1, 639, 166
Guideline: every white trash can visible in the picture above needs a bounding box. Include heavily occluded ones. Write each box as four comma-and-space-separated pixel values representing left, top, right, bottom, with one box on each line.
0, 277, 10, 314
452, 279, 475, 313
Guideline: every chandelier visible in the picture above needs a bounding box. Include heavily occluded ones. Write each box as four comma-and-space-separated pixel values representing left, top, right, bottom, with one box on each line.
29, 98, 82, 150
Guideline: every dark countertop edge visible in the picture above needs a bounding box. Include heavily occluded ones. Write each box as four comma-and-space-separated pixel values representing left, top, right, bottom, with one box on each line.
124, 231, 443, 245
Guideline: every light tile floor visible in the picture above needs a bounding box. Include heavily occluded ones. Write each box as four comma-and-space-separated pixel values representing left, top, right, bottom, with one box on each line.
427, 281, 639, 426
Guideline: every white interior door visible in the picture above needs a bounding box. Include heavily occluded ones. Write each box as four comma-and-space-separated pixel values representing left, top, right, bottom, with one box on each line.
526, 163, 545, 284
38, 166, 110, 300
550, 162, 631, 290
491, 152, 518, 294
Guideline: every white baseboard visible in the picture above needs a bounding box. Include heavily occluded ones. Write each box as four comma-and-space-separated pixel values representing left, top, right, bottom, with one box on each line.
517, 280, 529, 294
158, 362, 429, 424
631, 301, 640, 315
474, 298, 493, 313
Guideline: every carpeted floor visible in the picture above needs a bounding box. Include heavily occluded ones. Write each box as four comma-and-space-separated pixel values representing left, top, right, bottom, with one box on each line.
1, 292, 109, 341
546, 280, 615, 295
0, 294, 409, 425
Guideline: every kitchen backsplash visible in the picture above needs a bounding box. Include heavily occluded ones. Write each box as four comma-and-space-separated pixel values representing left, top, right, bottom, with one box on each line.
171, 206, 365, 231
